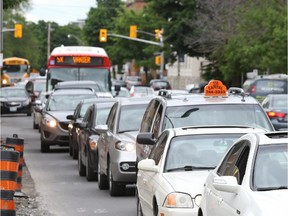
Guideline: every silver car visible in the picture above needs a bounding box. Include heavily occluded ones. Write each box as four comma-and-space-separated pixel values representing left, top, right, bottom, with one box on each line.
39, 88, 98, 152
96, 97, 152, 196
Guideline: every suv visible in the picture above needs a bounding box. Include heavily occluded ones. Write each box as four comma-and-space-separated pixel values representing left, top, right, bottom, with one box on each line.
243, 74, 287, 103
136, 80, 275, 163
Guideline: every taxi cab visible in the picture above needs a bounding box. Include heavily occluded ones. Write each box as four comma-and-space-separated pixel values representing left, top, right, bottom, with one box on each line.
136, 80, 275, 163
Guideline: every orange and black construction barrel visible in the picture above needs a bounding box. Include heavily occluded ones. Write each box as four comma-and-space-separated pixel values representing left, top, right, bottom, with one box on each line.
0, 146, 20, 216
5, 134, 25, 195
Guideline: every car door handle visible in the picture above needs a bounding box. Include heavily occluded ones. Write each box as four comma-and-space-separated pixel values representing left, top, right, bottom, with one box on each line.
217, 197, 223, 205
143, 178, 148, 184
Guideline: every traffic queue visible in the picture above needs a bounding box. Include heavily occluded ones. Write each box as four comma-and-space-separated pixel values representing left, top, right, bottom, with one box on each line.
1, 76, 288, 216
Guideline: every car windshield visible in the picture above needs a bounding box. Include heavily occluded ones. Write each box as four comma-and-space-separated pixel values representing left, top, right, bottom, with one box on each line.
118, 104, 147, 133
164, 104, 273, 131
0, 89, 27, 97
164, 134, 243, 172
46, 95, 96, 111
253, 143, 288, 191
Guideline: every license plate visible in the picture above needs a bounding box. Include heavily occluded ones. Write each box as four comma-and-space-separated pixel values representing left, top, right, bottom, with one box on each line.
9, 107, 17, 112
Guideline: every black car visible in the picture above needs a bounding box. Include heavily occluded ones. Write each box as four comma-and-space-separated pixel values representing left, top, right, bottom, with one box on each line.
262, 94, 288, 131
75, 102, 115, 181
66, 97, 116, 159
0, 86, 32, 116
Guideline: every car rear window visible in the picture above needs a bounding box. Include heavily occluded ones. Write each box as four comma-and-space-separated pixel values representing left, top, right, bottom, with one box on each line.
164, 104, 273, 131
255, 80, 287, 94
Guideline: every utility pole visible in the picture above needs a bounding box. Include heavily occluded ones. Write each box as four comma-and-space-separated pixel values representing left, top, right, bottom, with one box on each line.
0, 0, 3, 65
47, 23, 51, 59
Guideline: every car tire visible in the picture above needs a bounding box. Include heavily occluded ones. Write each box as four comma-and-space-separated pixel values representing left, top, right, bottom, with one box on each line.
40, 140, 49, 153
27, 112, 32, 116
33, 118, 39, 129
86, 149, 97, 181
78, 150, 86, 176
98, 157, 108, 190
72, 141, 78, 160
137, 192, 144, 216
68, 136, 73, 157
108, 160, 125, 196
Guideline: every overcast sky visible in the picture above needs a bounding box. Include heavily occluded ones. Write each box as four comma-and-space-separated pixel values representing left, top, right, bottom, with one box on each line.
24, 0, 96, 25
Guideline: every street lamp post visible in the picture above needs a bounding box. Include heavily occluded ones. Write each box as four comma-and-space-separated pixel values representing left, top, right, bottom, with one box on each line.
67, 34, 85, 46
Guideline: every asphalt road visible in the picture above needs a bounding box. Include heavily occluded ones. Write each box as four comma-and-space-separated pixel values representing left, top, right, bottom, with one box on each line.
1, 114, 136, 216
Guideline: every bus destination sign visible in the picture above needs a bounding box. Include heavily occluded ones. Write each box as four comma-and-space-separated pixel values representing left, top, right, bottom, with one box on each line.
54, 56, 103, 66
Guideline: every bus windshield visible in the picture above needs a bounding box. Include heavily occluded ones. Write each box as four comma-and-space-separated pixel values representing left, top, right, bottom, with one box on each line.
2, 65, 28, 73
48, 68, 110, 92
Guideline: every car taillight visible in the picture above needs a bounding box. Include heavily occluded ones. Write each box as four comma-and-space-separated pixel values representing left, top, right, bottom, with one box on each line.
251, 84, 256, 94
266, 111, 286, 118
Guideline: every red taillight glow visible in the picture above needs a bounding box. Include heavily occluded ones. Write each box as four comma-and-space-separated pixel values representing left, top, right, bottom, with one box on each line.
267, 111, 286, 118
251, 84, 256, 94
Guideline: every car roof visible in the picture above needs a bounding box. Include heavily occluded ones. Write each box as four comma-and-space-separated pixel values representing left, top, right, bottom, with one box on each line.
244, 131, 288, 146
1, 86, 26, 91
165, 126, 268, 137
117, 96, 153, 106
50, 88, 97, 95
153, 92, 260, 107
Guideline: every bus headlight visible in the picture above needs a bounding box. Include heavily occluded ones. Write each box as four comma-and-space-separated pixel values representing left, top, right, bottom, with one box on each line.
2, 79, 8, 84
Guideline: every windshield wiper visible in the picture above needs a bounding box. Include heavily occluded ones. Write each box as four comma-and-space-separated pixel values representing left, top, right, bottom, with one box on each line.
181, 108, 199, 118
167, 165, 216, 172
257, 186, 288, 191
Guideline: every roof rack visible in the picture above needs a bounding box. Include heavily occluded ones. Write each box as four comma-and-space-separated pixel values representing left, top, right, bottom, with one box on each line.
158, 89, 172, 99
228, 87, 248, 102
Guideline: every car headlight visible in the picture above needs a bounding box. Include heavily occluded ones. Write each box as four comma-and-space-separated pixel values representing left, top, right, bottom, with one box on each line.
89, 139, 97, 150
42, 115, 57, 128
2, 79, 8, 84
164, 192, 193, 208
115, 141, 135, 151
68, 123, 73, 130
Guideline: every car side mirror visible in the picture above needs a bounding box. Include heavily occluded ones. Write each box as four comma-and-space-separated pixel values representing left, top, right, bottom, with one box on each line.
137, 132, 155, 145
138, 159, 158, 173
213, 176, 240, 194
94, 124, 108, 134
66, 114, 75, 120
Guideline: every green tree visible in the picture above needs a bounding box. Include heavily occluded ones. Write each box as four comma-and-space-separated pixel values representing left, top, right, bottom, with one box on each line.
218, 0, 287, 86
3, 0, 30, 9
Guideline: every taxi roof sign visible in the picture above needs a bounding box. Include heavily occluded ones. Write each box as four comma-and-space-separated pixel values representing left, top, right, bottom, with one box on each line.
204, 80, 227, 97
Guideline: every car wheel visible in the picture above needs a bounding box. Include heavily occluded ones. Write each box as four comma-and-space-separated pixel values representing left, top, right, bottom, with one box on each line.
108, 160, 125, 196
68, 136, 73, 157
137, 193, 144, 216
98, 157, 108, 190
86, 149, 97, 181
78, 150, 86, 176
72, 141, 78, 160
33, 116, 39, 129
40, 140, 49, 153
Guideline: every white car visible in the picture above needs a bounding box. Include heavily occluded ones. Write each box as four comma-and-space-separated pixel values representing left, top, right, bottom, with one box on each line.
136, 126, 267, 216
199, 131, 288, 216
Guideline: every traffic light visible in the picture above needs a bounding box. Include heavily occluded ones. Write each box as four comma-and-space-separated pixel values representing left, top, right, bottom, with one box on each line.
99, 29, 107, 42
14, 24, 22, 38
155, 29, 163, 40
155, 55, 161, 65
129, 25, 137, 38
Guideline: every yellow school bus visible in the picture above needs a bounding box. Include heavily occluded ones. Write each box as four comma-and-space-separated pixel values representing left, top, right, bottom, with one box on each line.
1, 57, 31, 87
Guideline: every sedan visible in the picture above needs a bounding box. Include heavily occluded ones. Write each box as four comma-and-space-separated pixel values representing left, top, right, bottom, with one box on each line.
38, 88, 98, 152
76, 101, 115, 181
199, 131, 288, 216
96, 97, 151, 196
136, 126, 267, 216
262, 94, 288, 130
0, 86, 32, 116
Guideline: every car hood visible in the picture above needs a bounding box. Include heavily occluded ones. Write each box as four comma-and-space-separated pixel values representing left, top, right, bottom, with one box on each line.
117, 131, 138, 143
163, 170, 211, 197
45, 111, 74, 122
251, 190, 288, 215
0, 97, 28, 102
